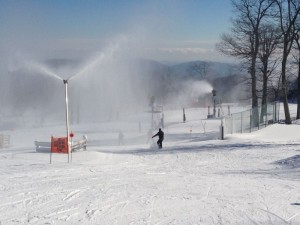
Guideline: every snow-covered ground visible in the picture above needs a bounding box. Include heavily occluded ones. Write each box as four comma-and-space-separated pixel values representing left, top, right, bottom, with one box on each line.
1, 105, 300, 225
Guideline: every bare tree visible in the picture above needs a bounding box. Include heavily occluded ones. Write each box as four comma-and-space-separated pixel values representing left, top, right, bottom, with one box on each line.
275, 0, 300, 124
257, 24, 281, 121
269, 72, 282, 101
293, 32, 300, 118
217, 0, 275, 126
188, 61, 210, 79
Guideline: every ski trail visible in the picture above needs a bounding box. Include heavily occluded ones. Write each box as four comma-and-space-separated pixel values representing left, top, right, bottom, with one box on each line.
246, 215, 260, 225
147, 195, 156, 225
63, 190, 81, 201
201, 185, 212, 201
65, 212, 78, 221
287, 210, 300, 222
46, 207, 78, 218
256, 208, 289, 224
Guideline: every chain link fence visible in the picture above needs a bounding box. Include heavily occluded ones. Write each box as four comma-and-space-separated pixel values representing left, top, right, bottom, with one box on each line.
222, 102, 280, 137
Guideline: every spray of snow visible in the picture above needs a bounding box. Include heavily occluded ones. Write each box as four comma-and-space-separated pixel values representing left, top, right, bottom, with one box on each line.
23, 61, 63, 81
166, 80, 213, 108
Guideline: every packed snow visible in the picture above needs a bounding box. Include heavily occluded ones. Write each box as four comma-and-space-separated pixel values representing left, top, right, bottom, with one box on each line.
1, 105, 300, 225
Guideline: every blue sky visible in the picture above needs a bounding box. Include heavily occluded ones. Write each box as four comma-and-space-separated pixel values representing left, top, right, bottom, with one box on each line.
0, 0, 233, 63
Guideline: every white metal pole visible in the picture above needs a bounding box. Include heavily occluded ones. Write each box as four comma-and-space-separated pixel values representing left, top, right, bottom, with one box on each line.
63, 80, 70, 163
71, 137, 73, 162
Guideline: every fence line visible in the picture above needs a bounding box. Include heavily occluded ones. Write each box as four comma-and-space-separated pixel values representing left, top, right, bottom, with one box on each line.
222, 102, 280, 137
0, 134, 10, 148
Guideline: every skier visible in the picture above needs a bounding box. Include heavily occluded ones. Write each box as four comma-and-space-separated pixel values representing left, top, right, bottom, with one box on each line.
152, 128, 164, 149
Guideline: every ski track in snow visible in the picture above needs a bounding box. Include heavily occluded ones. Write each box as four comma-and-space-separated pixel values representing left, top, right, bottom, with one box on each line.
2, 144, 300, 225
1, 106, 300, 224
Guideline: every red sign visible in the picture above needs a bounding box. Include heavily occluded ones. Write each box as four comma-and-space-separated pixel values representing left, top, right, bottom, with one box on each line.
51, 136, 68, 154
70, 132, 74, 138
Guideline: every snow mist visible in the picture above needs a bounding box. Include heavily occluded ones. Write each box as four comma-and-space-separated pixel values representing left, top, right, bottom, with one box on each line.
166, 80, 214, 108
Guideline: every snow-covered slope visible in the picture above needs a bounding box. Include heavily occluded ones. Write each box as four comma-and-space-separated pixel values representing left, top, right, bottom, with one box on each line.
1, 106, 300, 224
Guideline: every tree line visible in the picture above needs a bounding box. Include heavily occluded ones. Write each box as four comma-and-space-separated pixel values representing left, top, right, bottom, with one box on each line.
217, 0, 300, 124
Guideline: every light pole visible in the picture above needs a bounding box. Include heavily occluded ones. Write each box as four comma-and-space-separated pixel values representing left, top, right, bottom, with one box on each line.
212, 89, 216, 118
63, 79, 70, 162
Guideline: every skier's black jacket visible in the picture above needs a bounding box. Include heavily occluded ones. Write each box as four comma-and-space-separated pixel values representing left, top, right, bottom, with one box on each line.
152, 129, 164, 140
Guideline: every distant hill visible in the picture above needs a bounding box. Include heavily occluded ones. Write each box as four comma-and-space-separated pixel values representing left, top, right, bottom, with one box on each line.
2, 57, 246, 123
130, 59, 246, 106
42, 58, 246, 107
169, 60, 238, 79
43, 57, 238, 80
